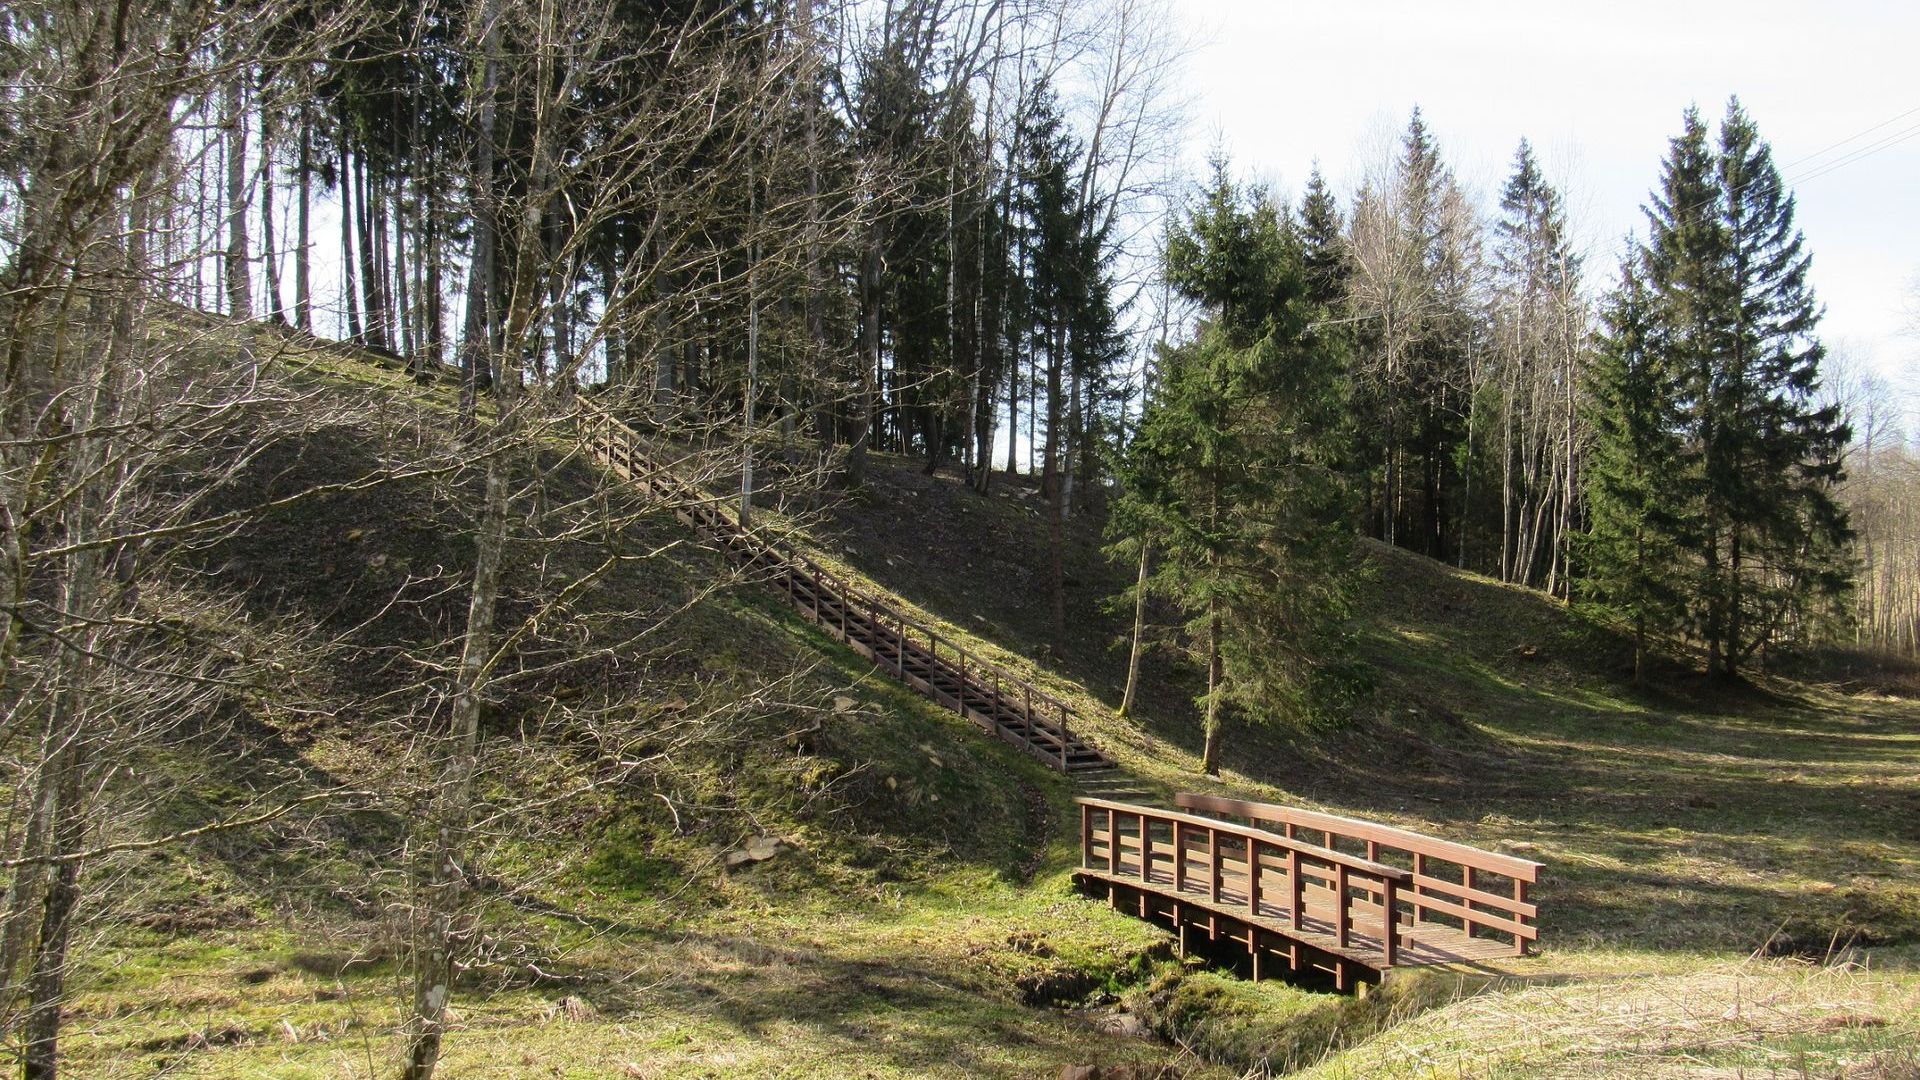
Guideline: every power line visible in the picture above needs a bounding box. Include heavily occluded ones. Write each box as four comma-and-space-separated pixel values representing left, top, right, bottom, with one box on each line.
1642, 107, 1920, 230
1779, 105, 1920, 172
1788, 121, 1920, 187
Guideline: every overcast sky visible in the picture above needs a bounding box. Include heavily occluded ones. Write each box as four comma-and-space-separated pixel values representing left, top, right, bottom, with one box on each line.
1167, 0, 1918, 409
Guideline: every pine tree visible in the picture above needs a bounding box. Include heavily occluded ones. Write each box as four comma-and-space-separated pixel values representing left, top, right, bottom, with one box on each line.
1580, 253, 1686, 684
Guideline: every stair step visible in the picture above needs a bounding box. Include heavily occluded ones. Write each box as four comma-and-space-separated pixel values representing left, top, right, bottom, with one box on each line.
583, 416, 1122, 779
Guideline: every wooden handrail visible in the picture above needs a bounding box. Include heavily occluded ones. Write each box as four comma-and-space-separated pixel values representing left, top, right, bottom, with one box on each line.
1174, 792, 1541, 955
575, 396, 1105, 771
1075, 798, 1410, 880
1174, 793, 1542, 880
1077, 797, 1407, 967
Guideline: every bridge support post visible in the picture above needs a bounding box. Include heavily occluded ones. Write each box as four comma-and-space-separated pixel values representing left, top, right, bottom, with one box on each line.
1172, 822, 1185, 893
1140, 815, 1153, 884
1382, 877, 1399, 968
1288, 849, 1303, 930
1514, 879, 1531, 956
1464, 867, 1480, 940
1335, 864, 1351, 948
1209, 829, 1221, 904
1107, 810, 1118, 875
1247, 839, 1261, 917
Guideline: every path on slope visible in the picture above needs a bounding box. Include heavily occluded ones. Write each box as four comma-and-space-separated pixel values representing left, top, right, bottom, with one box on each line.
577, 398, 1127, 780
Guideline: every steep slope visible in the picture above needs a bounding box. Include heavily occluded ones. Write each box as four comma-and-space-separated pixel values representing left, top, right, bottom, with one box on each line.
66, 338, 1190, 1079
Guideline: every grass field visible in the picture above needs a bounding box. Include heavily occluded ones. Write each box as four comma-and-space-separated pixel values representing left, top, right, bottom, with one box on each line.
67, 341, 1920, 1077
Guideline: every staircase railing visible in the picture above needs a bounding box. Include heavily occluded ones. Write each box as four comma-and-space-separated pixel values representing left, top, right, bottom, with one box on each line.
575, 396, 1109, 773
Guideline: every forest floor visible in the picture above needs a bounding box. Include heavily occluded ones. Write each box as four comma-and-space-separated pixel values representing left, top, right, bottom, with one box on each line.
68, 338, 1920, 1077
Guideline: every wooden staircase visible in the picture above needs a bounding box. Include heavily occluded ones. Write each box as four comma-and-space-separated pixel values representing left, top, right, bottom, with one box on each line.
577, 399, 1114, 775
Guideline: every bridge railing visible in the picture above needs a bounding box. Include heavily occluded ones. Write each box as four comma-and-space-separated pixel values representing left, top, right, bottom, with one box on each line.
1077, 797, 1413, 966
576, 396, 1104, 772
1175, 793, 1542, 956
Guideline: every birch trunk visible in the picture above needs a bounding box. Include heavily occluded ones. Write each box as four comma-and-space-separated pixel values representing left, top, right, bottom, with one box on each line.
1119, 540, 1149, 717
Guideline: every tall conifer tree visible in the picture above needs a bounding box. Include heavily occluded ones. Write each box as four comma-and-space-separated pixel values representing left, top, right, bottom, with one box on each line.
1113, 160, 1357, 775
1581, 253, 1686, 683
1635, 100, 1851, 677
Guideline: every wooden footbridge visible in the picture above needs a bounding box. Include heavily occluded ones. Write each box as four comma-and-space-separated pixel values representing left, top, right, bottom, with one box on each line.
570, 401, 1542, 992
576, 397, 1113, 774
1077, 793, 1542, 990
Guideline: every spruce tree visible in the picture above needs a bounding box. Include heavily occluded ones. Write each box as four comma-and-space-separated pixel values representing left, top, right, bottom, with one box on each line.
1580, 253, 1687, 684
1298, 165, 1346, 309
1636, 100, 1852, 677
1713, 100, 1852, 669
1113, 160, 1357, 775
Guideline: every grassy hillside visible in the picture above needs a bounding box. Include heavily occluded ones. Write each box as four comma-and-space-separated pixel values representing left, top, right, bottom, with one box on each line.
72, 337, 1920, 1077
64, 339, 1186, 1079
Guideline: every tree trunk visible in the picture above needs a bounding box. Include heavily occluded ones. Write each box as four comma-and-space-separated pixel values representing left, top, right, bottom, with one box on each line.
1004, 342, 1019, 477
259, 99, 285, 324
1120, 540, 1149, 717
1045, 322, 1066, 644
295, 121, 312, 333
20, 739, 85, 1080
423, 167, 443, 372
391, 110, 413, 365
459, 20, 498, 424
741, 175, 760, 523
544, 203, 569, 387
223, 74, 251, 320
356, 152, 389, 352
797, 0, 830, 455
1202, 596, 1222, 777
600, 247, 621, 385
1723, 530, 1743, 680
1633, 615, 1647, 688
339, 135, 362, 343
400, 417, 510, 1080
844, 220, 883, 488
1062, 362, 1080, 516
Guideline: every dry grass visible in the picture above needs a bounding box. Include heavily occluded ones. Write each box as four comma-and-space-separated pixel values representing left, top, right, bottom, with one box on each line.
1302, 960, 1920, 1079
